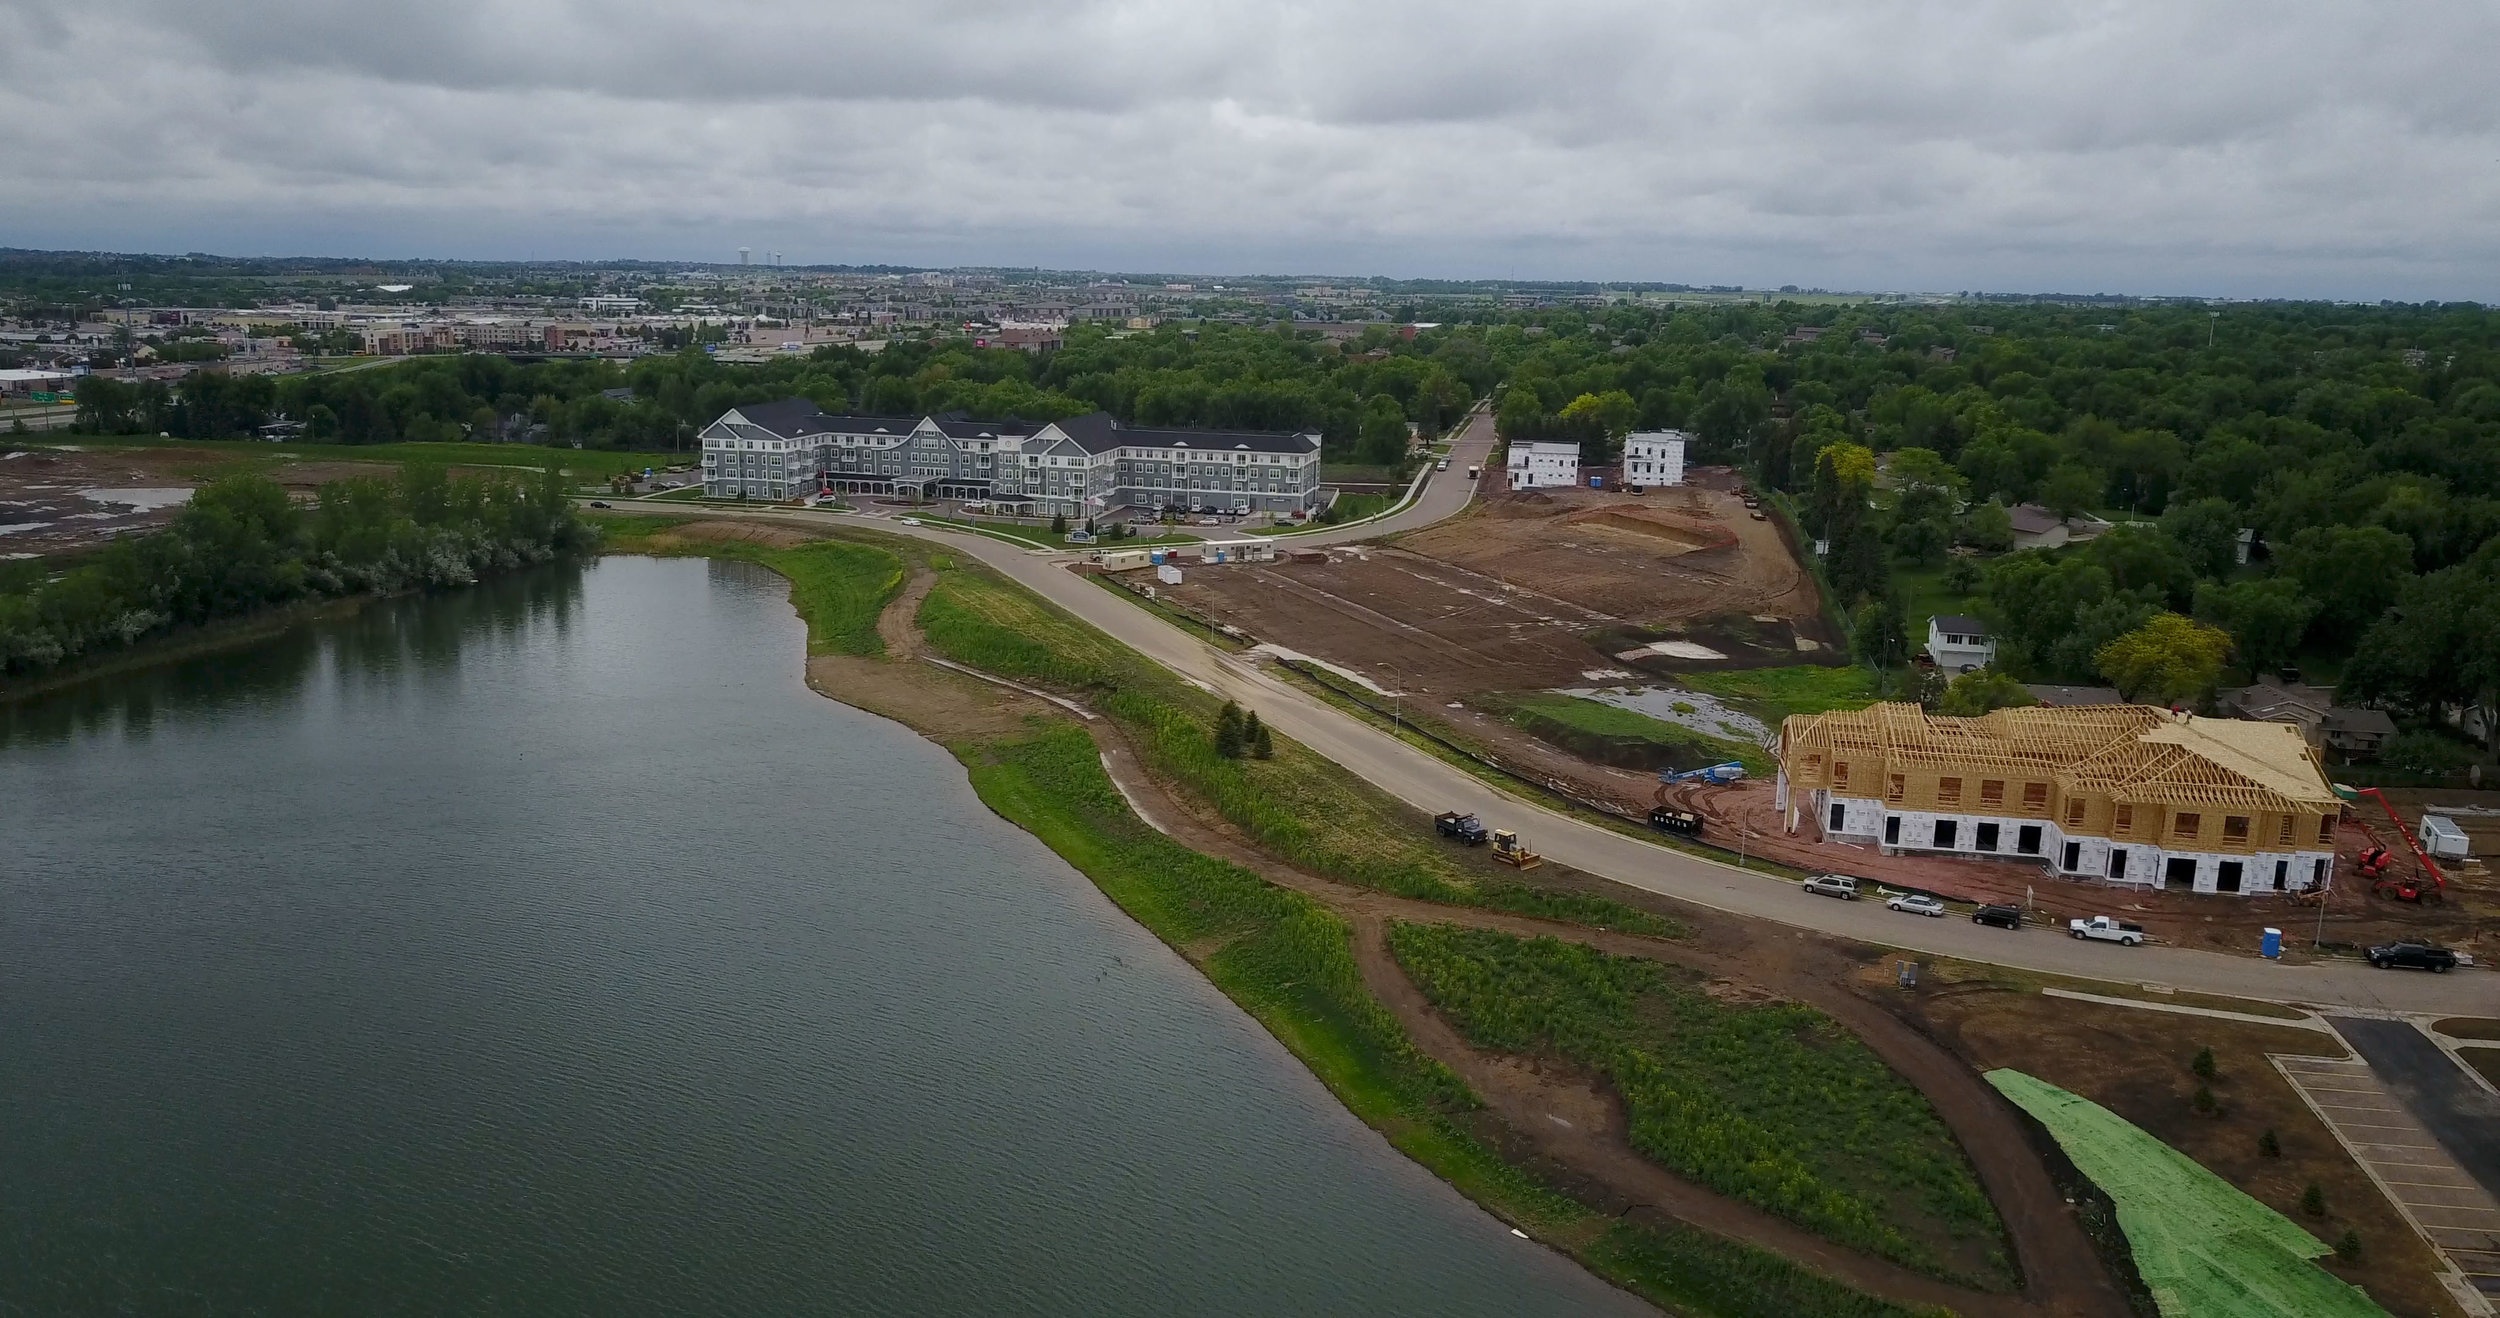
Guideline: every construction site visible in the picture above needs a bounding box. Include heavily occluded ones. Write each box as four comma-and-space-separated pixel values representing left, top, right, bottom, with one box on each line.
1111, 459, 2500, 970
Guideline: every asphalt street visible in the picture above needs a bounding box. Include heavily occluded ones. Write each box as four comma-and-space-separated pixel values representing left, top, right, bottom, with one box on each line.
2332, 1016, 2500, 1196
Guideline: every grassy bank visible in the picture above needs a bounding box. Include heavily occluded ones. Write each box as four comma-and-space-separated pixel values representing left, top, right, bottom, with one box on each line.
916, 568, 1675, 934
959, 720, 1945, 1318
589, 513, 902, 656
1492, 691, 1776, 778
1389, 923, 2012, 1290
1675, 665, 1881, 727
31, 434, 665, 479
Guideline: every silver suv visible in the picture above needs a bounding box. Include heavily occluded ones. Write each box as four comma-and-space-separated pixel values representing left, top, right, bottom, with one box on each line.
1802, 874, 1861, 900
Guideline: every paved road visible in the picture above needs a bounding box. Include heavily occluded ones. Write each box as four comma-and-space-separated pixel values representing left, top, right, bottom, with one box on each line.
1, 407, 78, 433
594, 487, 2491, 1016
2333, 1017, 2500, 1196
1265, 402, 1497, 546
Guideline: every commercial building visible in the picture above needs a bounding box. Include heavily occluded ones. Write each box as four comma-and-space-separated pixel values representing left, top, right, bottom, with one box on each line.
1622, 430, 1687, 487
699, 398, 1322, 516
1506, 440, 1580, 488
1776, 702, 2343, 895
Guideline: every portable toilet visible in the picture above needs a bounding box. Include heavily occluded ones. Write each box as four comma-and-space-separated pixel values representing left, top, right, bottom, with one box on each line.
1211, 547, 1229, 564
1589, 475, 1604, 488
1149, 549, 1167, 566
2261, 927, 2283, 960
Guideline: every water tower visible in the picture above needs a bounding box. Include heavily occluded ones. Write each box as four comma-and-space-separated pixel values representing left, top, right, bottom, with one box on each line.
738, 247, 751, 266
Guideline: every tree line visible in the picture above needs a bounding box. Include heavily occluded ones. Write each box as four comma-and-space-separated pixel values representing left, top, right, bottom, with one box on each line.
70, 321, 1499, 467
0, 467, 591, 680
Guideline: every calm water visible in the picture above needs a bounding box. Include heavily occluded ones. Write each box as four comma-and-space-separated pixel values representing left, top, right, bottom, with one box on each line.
0, 557, 1640, 1316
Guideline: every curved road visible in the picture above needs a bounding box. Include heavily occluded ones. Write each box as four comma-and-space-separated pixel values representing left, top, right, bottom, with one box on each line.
596, 435, 2488, 1016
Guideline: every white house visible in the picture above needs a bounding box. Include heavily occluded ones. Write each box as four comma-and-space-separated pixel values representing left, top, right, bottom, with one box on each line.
1926, 614, 1996, 672
1506, 440, 1581, 489
1622, 430, 1687, 488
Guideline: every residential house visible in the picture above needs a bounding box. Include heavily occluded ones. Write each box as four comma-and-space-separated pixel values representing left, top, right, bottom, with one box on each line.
1925, 615, 1996, 672
2217, 678, 2398, 761
2006, 503, 2116, 551
1777, 702, 2343, 895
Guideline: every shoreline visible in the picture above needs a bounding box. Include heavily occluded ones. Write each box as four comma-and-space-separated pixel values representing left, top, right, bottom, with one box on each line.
598, 524, 2008, 1318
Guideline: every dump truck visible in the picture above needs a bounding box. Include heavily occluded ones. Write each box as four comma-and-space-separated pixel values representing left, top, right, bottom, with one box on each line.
1434, 811, 1488, 845
1489, 828, 1543, 870
1647, 806, 1703, 836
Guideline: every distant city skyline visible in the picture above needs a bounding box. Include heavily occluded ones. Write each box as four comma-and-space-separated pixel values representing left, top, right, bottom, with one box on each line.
3, 2, 2494, 301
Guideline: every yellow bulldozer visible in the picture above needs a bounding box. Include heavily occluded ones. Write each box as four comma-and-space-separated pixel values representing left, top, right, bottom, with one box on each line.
1489, 828, 1543, 870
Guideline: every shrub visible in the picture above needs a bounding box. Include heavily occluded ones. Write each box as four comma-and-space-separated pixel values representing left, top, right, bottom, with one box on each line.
2257, 1129, 2280, 1158
2191, 1046, 2217, 1080
2191, 1085, 2217, 1116
2335, 1229, 2362, 1263
2301, 1183, 2325, 1217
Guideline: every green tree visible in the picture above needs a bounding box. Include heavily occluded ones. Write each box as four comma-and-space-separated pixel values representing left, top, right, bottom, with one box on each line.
1558, 389, 1638, 464
1850, 593, 1909, 668
1935, 669, 2037, 716
2277, 524, 2415, 638
1214, 700, 1246, 758
1957, 500, 2015, 552
1050, 512, 1069, 535
2192, 577, 2318, 676
2159, 496, 2245, 580
1357, 393, 1411, 465
2095, 612, 2232, 705
2039, 462, 2104, 523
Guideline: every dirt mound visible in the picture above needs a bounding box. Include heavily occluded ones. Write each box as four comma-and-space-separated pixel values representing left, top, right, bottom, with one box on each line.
667, 519, 820, 549
1567, 508, 1734, 554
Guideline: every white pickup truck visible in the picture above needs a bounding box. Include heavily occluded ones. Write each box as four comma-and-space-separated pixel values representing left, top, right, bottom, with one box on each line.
2068, 916, 2147, 946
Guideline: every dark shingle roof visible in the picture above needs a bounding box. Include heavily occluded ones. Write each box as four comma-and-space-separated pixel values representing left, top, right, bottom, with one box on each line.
1050, 411, 1317, 456
1931, 614, 1989, 636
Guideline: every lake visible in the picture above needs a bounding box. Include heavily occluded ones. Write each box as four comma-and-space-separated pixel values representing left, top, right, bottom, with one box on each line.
0, 555, 1641, 1316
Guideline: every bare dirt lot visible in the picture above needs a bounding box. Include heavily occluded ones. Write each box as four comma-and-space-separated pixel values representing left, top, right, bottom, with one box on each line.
1401, 477, 1824, 632
0, 444, 238, 557
1142, 468, 1834, 703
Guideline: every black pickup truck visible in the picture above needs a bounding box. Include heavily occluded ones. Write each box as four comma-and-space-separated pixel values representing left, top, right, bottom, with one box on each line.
1435, 811, 1488, 845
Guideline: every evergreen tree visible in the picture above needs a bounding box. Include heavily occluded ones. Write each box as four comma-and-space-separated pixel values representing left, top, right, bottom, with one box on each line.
1051, 512, 1068, 535
1214, 701, 1246, 758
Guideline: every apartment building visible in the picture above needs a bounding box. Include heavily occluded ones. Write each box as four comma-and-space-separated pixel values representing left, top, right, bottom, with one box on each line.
1776, 702, 2343, 895
1506, 440, 1581, 488
1622, 430, 1687, 488
698, 398, 1323, 516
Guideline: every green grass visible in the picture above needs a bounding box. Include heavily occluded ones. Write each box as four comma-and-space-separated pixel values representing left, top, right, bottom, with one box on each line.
1678, 665, 1882, 726
962, 721, 1943, 1318
1318, 491, 1400, 524
1388, 923, 2012, 1289
1319, 462, 1414, 486
1891, 563, 1985, 642
916, 569, 1679, 934
29, 434, 661, 478
1494, 691, 1775, 777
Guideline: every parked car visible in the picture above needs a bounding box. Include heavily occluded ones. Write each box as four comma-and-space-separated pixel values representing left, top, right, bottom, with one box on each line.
1436, 457, 1450, 471
2366, 941, 2458, 972
588, 500, 611, 508
1802, 874, 1860, 900
1970, 904, 2025, 930
1749, 510, 1768, 520
2068, 916, 2146, 946
1886, 893, 1945, 918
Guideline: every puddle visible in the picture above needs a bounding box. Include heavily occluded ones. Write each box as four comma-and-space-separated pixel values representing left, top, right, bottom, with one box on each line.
1552, 684, 1771, 746
0, 522, 54, 535
80, 487, 194, 511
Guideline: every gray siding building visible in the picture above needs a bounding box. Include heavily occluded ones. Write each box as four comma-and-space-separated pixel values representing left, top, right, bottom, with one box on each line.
699, 398, 1323, 518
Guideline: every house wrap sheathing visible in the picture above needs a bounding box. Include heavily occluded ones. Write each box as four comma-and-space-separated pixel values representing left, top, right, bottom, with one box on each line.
1776, 703, 2344, 895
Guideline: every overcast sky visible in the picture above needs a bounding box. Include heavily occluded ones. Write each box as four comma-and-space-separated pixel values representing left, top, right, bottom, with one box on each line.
3, 1, 2494, 299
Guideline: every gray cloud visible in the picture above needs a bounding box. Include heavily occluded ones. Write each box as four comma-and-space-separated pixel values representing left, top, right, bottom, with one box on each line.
1, 0, 2493, 297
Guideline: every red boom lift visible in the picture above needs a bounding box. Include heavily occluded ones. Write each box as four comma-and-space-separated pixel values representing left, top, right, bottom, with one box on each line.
2342, 785, 2448, 902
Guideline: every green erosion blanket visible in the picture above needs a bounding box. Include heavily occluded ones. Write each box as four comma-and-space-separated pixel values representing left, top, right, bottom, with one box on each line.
1984, 1070, 2389, 1318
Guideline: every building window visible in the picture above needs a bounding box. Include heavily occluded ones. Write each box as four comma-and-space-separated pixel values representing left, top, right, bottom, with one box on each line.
1937, 777, 1961, 806
1886, 774, 1905, 803
2065, 799, 2085, 827
2022, 782, 2048, 810
1833, 763, 1848, 790
2114, 804, 2132, 832
2278, 817, 2294, 845
2174, 812, 2201, 839
2316, 815, 2335, 845
2223, 816, 2249, 842
1980, 779, 2004, 807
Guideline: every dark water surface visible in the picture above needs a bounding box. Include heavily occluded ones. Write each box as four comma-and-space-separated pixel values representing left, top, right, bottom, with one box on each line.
0, 557, 1640, 1316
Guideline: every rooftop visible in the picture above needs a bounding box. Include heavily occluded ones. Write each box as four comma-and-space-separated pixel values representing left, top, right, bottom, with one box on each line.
1782, 702, 2338, 814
